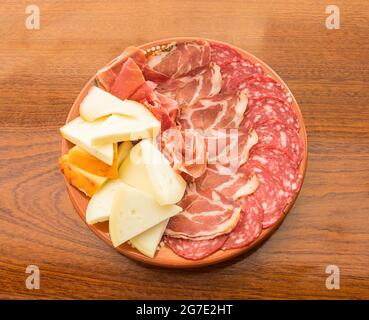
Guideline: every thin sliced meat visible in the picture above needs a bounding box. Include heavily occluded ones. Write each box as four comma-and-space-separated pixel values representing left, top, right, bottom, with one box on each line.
250, 148, 303, 199
244, 96, 300, 131
160, 128, 207, 179
158, 63, 222, 106
146, 40, 211, 79
197, 163, 259, 200
240, 74, 293, 103
180, 91, 248, 130
97, 46, 146, 91
244, 163, 289, 228
111, 58, 145, 100
129, 80, 157, 102
222, 195, 263, 249
221, 60, 264, 93
164, 235, 227, 260
210, 42, 243, 67
253, 123, 303, 165
165, 184, 241, 240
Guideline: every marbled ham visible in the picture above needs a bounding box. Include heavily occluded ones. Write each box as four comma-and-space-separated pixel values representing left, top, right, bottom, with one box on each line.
165, 184, 241, 240
146, 40, 211, 79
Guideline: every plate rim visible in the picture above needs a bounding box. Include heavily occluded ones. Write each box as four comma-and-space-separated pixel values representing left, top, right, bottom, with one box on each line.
61, 37, 308, 268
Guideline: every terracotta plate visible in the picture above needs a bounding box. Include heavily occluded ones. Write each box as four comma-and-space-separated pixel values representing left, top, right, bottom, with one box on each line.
61, 37, 308, 268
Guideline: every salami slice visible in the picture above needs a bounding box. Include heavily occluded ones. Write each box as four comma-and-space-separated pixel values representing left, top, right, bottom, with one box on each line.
245, 96, 300, 131
253, 123, 303, 166
221, 60, 264, 93
164, 235, 227, 260
244, 163, 289, 229
240, 74, 292, 103
222, 195, 263, 249
210, 43, 243, 66
250, 148, 303, 200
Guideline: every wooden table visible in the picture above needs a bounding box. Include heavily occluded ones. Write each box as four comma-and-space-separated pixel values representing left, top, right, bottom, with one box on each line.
1, 0, 368, 300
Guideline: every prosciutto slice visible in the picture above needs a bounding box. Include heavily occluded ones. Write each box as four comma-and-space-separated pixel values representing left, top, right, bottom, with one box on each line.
157, 63, 222, 106
146, 40, 211, 79
180, 91, 248, 130
165, 184, 241, 240
96, 46, 146, 91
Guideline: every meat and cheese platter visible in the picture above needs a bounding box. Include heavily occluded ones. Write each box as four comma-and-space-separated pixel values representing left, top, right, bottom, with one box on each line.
60, 37, 307, 268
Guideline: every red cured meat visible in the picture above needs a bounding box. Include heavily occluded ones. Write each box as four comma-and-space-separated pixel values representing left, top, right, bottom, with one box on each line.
179, 91, 248, 130
244, 163, 289, 229
253, 123, 303, 166
222, 195, 263, 249
129, 80, 157, 102
250, 148, 303, 199
210, 42, 243, 66
146, 40, 211, 79
244, 96, 300, 131
165, 184, 241, 240
164, 235, 227, 260
240, 74, 292, 103
111, 58, 145, 100
97, 47, 146, 91
157, 63, 222, 106
221, 60, 264, 94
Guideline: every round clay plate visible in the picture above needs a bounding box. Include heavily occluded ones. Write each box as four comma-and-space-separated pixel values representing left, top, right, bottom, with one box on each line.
61, 37, 308, 268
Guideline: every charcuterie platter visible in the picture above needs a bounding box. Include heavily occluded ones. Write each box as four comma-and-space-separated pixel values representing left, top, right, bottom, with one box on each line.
60, 37, 307, 268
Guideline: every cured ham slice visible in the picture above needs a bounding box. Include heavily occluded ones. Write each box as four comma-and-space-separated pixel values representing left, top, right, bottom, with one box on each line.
165, 184, 241, 240
157, 63, 222, 106
164, 235, 227, 260
146, 40, 211, 79
244, 96, 300, 131
97, 46, 146, 91
197, 163, 259, 200
180, 91, 248, 130
111, 58, 146, 100
222, 195, 263, 249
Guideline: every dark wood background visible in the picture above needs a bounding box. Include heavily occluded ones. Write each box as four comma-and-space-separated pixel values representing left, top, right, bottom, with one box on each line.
0, 0, 368, 299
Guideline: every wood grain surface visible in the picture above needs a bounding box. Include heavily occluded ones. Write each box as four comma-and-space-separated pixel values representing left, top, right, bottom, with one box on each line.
0, 0, 368, 299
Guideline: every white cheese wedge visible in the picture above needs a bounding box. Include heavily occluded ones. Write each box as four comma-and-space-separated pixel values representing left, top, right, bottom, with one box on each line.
86, 179, 123, 224
109, 183, 181, 248
85, 142, 132, 224
60, 117, 114, 165
130, 219, 169, 258
80, 86, 158, 122
119, 139, 186, 205
91, 114, 160, 145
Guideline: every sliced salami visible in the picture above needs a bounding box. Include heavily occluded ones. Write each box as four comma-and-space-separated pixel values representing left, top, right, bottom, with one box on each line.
244, 163, 289, 229
245, 96, 300, 131
253, 123, 303, 166
240, 74, 292, 103
164, 235, 227, 260
222, 195, 263, 249
210, 42, 243, 67
221, 60, 264, 94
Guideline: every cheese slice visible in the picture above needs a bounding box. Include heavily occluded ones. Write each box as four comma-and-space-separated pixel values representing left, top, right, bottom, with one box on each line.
60, 117, 114, 165
91, 114, 160, 145
130, 220, 169, 258
119, 139, 186, 205
86, 179, 123, 224
59, 155, 107, 197
109, 183, 181, 247
80, 86, 157, 122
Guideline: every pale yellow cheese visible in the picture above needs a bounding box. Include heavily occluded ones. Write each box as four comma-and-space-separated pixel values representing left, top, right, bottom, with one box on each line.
109, 183, 181, 248
91, 114, 160, 145
130, 220, 169, 258
86, 179, 123, 224
60, 117, 114, 165
119, 139, 186, 205
80, 86, 158, 122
